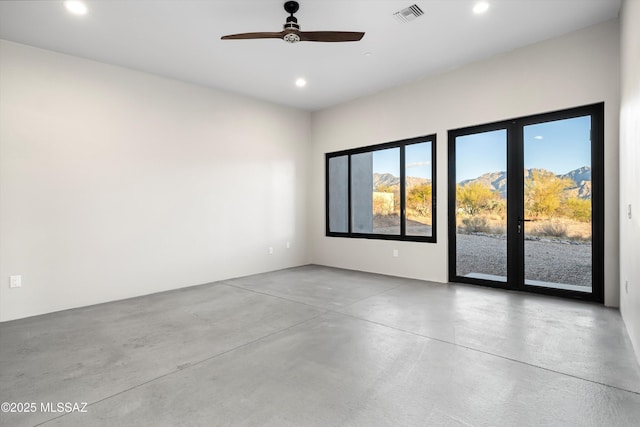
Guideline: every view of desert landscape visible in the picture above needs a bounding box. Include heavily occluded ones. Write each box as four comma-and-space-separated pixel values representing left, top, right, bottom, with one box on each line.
369, 164, 593, 289
454, 166, 593, 289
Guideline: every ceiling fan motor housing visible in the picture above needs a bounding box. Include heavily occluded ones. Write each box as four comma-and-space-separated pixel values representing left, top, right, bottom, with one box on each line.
283, 15, 300, 43
284, 15, 300, 31
283, 2, 301, 43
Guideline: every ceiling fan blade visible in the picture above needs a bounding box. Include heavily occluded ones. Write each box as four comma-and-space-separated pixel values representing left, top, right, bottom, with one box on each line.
298, 31, 365, 42
221, 31, 285, 40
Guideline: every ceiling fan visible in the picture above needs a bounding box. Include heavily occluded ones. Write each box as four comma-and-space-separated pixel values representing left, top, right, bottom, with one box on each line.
221, 1, 365, 44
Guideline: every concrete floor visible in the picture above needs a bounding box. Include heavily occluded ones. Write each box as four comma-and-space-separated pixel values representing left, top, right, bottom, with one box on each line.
1, 265, 639, 426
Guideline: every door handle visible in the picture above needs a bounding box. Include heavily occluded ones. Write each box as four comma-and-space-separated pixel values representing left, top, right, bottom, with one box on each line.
517, 217, 531, 233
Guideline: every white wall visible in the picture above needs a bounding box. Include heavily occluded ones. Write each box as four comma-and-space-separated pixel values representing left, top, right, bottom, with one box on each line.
0, 40, 310, 322
0, 18, 627, 322
310, 20, 621, 306
619, 0, 640, 363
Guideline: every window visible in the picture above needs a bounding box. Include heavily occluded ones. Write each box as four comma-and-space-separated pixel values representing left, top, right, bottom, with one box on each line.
326, 135, 436, 242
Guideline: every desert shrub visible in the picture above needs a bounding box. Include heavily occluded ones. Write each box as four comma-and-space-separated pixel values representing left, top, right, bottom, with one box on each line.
525, 170, 575, 217
460, 216, 491, 233
490, 224, 507, 235
533, 221, 568, 238
485, 199, 506, 216
373, 192, 395, 215
559, 198, 591, 222
569, 233, 592, 242
373, 184, 399, 216
407, 184, 432, 217
375, 184, 394, 193
456, 182, 501, 216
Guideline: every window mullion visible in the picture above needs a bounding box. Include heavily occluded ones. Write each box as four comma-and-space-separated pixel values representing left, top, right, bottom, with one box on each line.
400, 145, 406, 237
347, 154, 352, 235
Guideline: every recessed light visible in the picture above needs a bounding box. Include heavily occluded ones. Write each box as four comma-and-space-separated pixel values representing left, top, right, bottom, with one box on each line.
473, 1, 490, 15
65, 1, 88, 16
364, 52, 373, 57
295, 78, 307, 88
534, 135, 543, 140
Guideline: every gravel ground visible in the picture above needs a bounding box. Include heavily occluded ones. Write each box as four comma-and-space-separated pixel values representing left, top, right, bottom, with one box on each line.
372, 217, 591, 288
456, 233, 592, 287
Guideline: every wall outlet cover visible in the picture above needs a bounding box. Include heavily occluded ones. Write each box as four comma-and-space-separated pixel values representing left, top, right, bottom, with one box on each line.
10, 275, 22, 288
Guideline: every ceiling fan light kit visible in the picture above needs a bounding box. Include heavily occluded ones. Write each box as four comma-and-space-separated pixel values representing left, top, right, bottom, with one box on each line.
221, 1, 365, 44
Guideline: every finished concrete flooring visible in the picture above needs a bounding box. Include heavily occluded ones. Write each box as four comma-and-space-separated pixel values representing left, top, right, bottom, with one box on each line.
1, 265, 639, 426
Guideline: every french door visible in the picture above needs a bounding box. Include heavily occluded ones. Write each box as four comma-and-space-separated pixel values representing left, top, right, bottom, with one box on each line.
448, 104, 604, 302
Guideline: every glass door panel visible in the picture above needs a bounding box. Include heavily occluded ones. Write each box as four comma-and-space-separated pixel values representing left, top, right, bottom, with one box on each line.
454, 129, 508, 283
522, 116, 592, 293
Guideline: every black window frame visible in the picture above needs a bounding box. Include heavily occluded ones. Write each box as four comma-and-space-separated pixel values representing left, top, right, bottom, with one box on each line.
325, 134, 437, 243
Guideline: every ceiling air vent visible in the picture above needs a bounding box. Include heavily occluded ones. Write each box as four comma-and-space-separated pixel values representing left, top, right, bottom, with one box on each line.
393, 4, 424, 23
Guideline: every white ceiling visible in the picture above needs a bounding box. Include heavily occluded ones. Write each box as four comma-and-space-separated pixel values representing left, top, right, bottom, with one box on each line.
0, 0, 621, 111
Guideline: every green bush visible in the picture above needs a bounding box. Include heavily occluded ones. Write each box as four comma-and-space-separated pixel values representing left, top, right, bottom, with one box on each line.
559, 198, 591, 222
524, 170, 575, 217
456, 183, 500, 216
407, 184, 432, 217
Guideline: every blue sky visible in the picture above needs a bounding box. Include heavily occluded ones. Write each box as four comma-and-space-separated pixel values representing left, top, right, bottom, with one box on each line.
405, 142, 432, 179
372, 141, 432, 179
456, 130, 507, 182
369, 115, 590, 183
523, 116, 591, 174
456, 115, 591, 182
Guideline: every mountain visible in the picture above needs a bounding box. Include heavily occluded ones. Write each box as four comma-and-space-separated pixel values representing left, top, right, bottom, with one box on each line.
372, 166, 590, 199
373, 173, 399, 188
459, 171, 507, 197
561, 166, 592, 199
459, 166, 591, 199
562, 166, 591, 184
373, 173, 431, 190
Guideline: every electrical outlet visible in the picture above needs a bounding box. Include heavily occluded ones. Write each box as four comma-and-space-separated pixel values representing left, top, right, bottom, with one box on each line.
286, 241, 291, 249
393, 249, 399, 257
10, 275, 21, 288
268, 247, 274, 255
